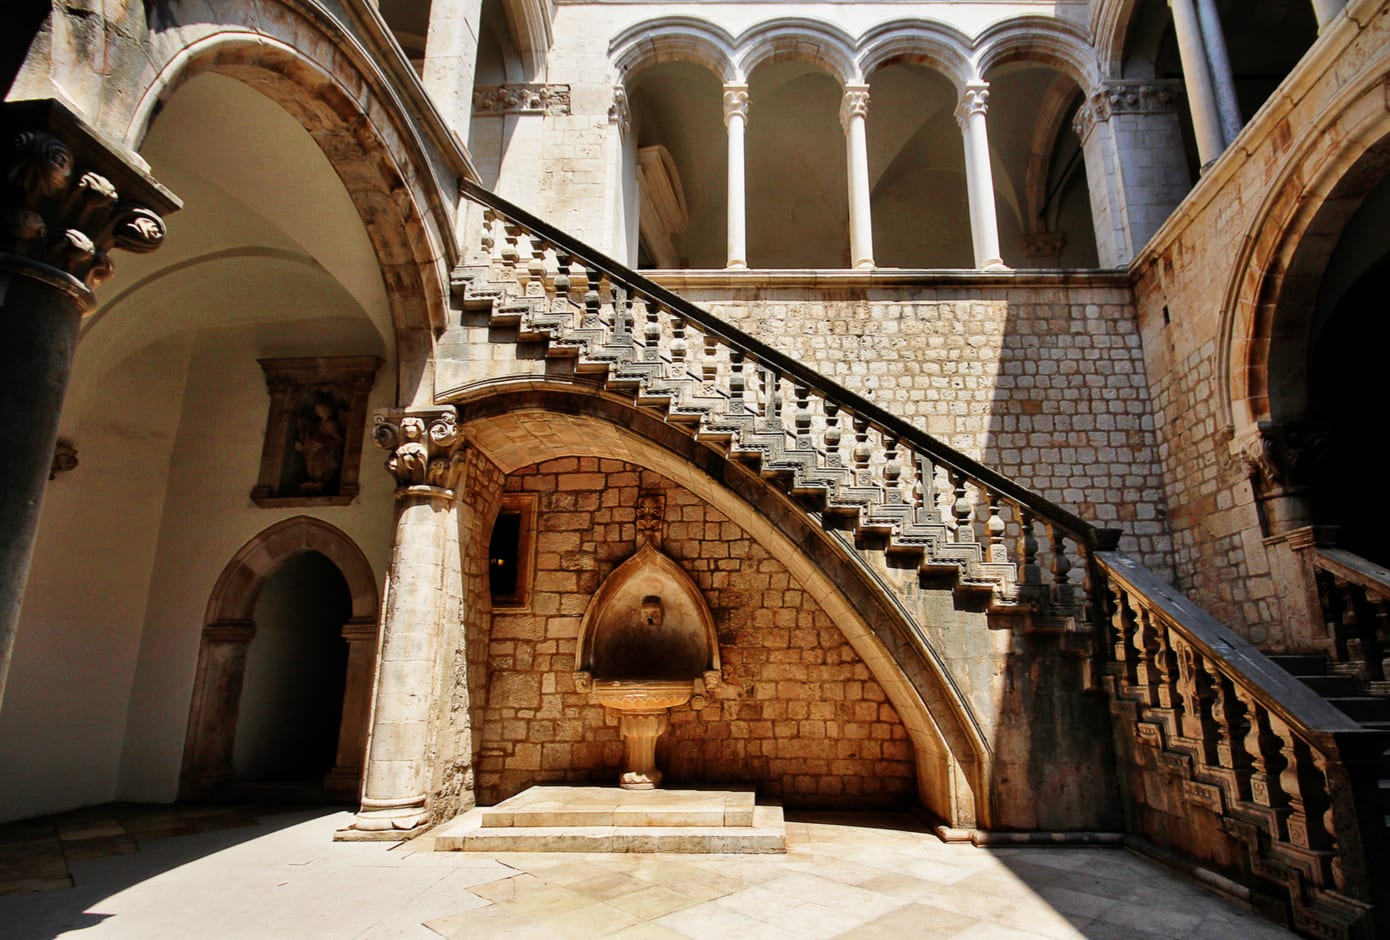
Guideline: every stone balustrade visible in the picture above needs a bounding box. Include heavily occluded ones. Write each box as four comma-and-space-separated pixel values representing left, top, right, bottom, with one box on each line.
1097, 551, 1389, 938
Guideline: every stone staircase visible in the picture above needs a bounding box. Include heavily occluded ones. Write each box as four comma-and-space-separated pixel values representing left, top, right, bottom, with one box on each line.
451, 178, 1390, 937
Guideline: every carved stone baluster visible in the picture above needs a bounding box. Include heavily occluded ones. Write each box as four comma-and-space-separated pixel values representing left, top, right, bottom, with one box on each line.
553, 250, 572, 311
984, 489, 1007, 563
1352, 588, 1387, 682
644, 298, 661, 363
702, 333, 719, 393
823, 402, 842, 467
1133, 607, 1163, 708
793, 384, 812, 449
1241, 695, 1289, 829
761, 367, 781, 431
882, 433, 902, 504
1152, 617, 1181, 715
1175, 640, 1217, 758
1109, 586, 1139, 691
480, 209, 496, 257
729, 349, 747, 413
1296, 740, 1337, 858
526, 232, 547, 296
914, 453, 937, 521
950, 471, 973, 543
1261, 713, 1313, 849
1017, 508, 1041, 589
1212, 671, 1252, 797
501, 220, 522, 283
1048, 523, 1074, 607
852, 417, 873, 485
583, 268, 601, 330
670, 315, 687, 375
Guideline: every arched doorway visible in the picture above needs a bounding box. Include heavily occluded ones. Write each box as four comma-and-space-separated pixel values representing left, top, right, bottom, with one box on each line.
181, 517, 380, 802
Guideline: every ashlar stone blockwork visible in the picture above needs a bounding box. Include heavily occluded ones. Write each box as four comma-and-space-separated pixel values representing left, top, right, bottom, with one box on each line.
475, 457, 916, 808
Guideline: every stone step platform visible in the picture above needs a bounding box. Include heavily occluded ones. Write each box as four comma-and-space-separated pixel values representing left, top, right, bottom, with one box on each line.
432, 785, 785, 854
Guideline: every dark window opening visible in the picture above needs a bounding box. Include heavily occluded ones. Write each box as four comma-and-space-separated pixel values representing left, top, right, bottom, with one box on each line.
489, 510, 523, 604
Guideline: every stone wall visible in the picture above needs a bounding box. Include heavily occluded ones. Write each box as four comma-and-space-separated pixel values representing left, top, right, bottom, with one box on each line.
656, 276, 1174, 574
474, 457, 916, 808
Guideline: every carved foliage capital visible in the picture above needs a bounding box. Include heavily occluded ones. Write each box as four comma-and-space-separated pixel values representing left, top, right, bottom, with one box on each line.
840, 85, 870, 132
1240, 420, 1323, 498
1074, 80, 1182, 139
955, 82, 990, 131
2, 129, 167, 293
722, 85, 749, 126
373, 408, 467, 492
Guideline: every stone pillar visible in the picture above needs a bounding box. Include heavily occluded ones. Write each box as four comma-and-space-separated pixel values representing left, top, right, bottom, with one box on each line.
323, 616, 381, 801
723, 84, 749, 270
337, 407, 466, 839
1073, 81, 1190, 266
1310, 0, 1345, 29
1194, 0, 1242, 146
955, 82, 1007, 271
840, 84, 875, 270
422, 0, 486, 144
1168, 0, 1226, 166
0, 100, 175, 707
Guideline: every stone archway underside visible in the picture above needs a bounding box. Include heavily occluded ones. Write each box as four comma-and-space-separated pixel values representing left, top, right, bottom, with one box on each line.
454, 384, 991, 828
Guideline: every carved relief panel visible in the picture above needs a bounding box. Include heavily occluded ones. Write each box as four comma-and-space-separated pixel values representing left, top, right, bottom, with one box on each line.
251, 356, 382, 507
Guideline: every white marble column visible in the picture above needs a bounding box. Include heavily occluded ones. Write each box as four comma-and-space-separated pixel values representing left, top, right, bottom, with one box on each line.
1194, 0, 1242, 146
955, 82, 1007, 271
1310, 0, 1344, 30
1168, 0, 1226, 166
840, 84, 875, 270
723, 84, 749, 270
338, 408, 466, 839
422, 0, 486, 144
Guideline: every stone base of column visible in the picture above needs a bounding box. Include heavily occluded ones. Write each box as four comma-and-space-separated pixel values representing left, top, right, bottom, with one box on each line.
334, 795, 432, 841
981, 259, 1011, 272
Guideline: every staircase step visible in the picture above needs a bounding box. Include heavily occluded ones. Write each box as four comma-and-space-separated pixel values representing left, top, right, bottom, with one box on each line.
1327, 697, 1390, 722
1266, 654, 1331, 676
479, 786, 755, 829
1297, 675, 1363, 696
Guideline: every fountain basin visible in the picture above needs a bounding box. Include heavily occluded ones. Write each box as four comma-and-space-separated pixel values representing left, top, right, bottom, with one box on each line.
593, 679, 693, 712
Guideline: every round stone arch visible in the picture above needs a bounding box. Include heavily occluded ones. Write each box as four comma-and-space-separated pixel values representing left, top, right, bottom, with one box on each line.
609, 16, 740, 84
856, 20, 975, 92
735, 17, 861, 86
1219, 74, 1390, 438
181, 516, 380, 800
120, 11, 460, 405
449, 381, 992, 828
1092, 0, 1147, 80
973, 16, 1101, 91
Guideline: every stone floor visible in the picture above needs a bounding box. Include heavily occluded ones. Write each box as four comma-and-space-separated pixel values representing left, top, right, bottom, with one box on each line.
0, 803, 1296, 939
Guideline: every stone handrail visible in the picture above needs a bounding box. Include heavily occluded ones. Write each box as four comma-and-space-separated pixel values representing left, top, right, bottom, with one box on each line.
1097, 551, 1389, 936
1309, 545, 1390, 688
456, 178, 1120, 624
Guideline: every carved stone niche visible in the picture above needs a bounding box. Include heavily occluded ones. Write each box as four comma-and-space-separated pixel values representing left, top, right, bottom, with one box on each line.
251, 357, 382, 507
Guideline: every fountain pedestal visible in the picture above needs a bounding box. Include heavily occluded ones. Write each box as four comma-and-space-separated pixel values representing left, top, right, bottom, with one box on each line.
592, 679, 692, 790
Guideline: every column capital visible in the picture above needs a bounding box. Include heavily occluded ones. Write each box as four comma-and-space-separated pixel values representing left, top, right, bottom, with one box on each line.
1073, 80, 1183, 139
839, 83, 870, 132
722, 84, 749, 126
372, 406, 467, 494
609, 86, 631, 132
954, 81, 990, 130
1, 99, 178, 309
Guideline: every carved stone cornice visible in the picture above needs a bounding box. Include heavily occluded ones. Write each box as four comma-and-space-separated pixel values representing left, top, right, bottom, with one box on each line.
1, 100, 177, 307
372, 407, 467, 493
722, 84, 749, 127
1073, 80, 1183, 140
472, 84, 571, 116
839, 84, 870, 132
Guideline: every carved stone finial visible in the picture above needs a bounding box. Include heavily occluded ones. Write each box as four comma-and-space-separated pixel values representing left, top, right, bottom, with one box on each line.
722, 84, 749, 127
635, 491, 665, 548
372, 407, 467, 493
2, 129, 167, 295
839, 84, 870, 132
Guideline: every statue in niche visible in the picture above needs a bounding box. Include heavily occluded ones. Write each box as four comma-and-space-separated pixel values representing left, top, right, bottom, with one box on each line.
293, 388, 345, 494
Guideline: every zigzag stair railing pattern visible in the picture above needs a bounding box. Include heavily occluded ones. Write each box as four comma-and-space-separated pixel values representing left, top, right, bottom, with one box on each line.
455, 178, 1118, 629
1098, 552, 1390, 938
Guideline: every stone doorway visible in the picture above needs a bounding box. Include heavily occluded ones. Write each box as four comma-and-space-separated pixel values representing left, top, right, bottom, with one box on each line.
180, 517, 380, 803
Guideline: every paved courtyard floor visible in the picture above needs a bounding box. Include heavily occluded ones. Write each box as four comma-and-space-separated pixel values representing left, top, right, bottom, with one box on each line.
0, 804, 1295, 939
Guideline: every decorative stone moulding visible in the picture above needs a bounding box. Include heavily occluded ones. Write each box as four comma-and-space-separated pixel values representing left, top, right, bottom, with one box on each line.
1073, 80, 1184, 139
574, 542, 722, 789
472, 84, 572, 116
251, 356, 382, 507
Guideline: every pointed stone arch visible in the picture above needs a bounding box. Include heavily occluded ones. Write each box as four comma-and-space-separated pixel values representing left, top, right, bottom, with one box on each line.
181, 516, 380, 800
448, 380, 991, 828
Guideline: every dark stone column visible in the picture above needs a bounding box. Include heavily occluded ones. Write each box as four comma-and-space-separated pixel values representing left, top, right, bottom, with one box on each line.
0, 100, 178, 706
